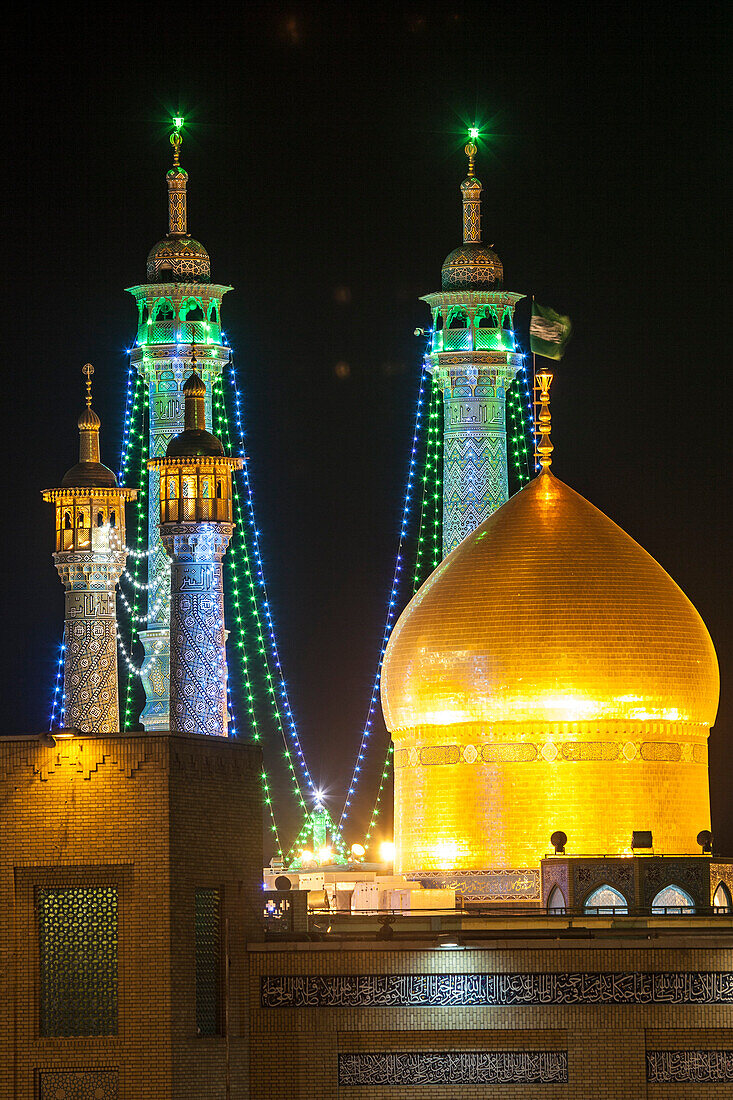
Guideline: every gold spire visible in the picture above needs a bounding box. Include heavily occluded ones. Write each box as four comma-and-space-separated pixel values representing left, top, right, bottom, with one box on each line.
77, 363, 101, 463
464, 139, 477, 176
166, 119, 188, 237
536, 370, 554, 471
461, 137, 482, 244
170, 124, 183, 168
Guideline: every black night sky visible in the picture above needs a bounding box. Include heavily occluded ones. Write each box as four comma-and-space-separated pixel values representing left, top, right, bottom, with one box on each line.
3, 2, 730, 855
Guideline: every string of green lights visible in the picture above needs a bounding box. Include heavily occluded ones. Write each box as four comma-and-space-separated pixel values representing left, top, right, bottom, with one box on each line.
212, 378, 306, 857
507, 369, 532, 488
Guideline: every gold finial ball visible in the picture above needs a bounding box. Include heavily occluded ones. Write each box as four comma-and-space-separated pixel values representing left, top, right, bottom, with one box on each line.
82, 363, 94, 380
464, 141, 478, 159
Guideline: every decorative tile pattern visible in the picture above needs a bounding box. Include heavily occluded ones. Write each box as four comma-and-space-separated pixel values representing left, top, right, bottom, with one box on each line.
261, 971, 733, 1008
338, 1050, 568, 1086
647, 1050, 733, 1083
39, 887, 118, 1036
38, 1070, 119, 1100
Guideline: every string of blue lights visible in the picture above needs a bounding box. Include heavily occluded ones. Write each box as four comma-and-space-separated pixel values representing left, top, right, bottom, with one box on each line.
335, 357, 429, 835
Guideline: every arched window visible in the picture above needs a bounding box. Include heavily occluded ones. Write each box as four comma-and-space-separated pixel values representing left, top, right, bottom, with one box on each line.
209, 304, 218, 323
216, 480, 223, 499
154, 299, 174, 321
448, 311, 467, 329
183, 299, 205, 321
713, 882, 732, 912
201, 477, 212, 499
651, 885, 695, 914
110, 511, 116, 527
168, 479, 177, 499
502, 309, 513, 329
97, 512, 104, 527
182, 476, 196, 499
433, 311, 444, 331
478, 311, 495, 328
77, 512, 86, 527
64, 512, 72, 530
547, 885, 566, 913
584, 884, 628, 914
140, 304, 149, 325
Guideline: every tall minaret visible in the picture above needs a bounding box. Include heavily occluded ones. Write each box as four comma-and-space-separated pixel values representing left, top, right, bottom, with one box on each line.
148, 364, 242, 737
126, 119, 232, 730
422, 133, 525, 555
43, 366, 137, 733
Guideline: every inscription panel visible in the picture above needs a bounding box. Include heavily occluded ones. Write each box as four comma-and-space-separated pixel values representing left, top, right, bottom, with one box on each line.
261, 971, 733, 1008
647, 1050, 733, 1083
338, 1050, 568, 1086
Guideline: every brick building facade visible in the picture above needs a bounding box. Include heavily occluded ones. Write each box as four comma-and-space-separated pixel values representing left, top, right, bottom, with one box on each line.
0, 731, 262, 1100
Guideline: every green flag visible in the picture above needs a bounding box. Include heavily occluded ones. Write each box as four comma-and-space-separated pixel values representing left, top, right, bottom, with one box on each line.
530, 301, 572, 360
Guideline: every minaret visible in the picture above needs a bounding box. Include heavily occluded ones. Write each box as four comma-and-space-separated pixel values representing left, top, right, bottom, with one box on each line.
126, 119, 232, 730
148, 362, 242, 736
42, 365, 137, 733
422, 133, 525, 555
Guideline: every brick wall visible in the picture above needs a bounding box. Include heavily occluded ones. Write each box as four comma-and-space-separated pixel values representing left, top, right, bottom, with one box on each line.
0, 731, 262, 1100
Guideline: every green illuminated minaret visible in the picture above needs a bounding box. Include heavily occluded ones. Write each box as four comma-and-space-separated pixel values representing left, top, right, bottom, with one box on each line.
422, 133, 524, 555
126, 120, 232, 729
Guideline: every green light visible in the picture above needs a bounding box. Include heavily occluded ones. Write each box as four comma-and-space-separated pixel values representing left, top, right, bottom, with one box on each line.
468, 126, 480, 139
173, 116, 184, 130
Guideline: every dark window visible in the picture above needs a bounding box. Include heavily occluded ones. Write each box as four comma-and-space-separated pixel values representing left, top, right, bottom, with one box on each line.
64, 512, 72, 530
109, 511, 116, 527
195, 889, 221, 1036
97, 512, 104, 527
38, 886, 118, 1036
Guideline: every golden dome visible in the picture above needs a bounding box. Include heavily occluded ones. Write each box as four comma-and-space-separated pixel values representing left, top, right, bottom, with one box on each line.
382, 470, 719, 733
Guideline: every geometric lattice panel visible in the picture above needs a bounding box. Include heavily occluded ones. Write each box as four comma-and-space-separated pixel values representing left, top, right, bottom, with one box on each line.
38, 887, 118, 1036
194, 889, 220, 1036
38, 1070, 119, 1100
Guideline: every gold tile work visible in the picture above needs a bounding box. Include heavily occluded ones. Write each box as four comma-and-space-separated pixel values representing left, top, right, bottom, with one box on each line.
393, 723, 711, 870
381, 470, 719, 873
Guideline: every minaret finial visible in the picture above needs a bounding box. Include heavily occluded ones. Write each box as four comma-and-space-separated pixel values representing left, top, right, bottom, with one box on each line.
170, 116, 184, 167
82, 362, 94, 408
536, 371, 554, 472
461, 128, 482, 244
167, 117, 188, 237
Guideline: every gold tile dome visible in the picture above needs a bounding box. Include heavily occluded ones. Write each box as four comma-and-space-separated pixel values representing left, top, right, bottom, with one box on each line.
382, 470, 719, 733
146, 235, 211, 283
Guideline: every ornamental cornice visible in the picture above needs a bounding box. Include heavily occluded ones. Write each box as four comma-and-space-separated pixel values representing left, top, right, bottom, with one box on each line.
42, 487, 137, 502
125, 283, 233, 299
421, 289, 525, 307
148, 456, 242, 471
53, 550, 127, 568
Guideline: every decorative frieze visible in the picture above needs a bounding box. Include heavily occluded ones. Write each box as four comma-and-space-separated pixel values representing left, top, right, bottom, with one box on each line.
338, 1050, 568, 1086
261, 970, 733, 1009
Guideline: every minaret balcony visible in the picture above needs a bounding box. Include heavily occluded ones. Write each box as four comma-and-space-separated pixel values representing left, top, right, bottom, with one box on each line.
138, 319, 222, 347
431, 328, 517, 353
160, 498, 231, 524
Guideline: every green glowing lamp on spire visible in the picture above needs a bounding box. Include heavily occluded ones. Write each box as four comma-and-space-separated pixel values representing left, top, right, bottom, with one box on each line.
468, 126, 480, 140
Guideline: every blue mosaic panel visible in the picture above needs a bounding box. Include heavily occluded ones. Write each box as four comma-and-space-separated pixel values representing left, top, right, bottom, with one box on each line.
38, 1069, 118, 1099
647, 1050, 733, 1083
338, 1051, 568, 1086
261, 971, 733, 1008
38, 887, 118, 1036
195, 889, 221, 1036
